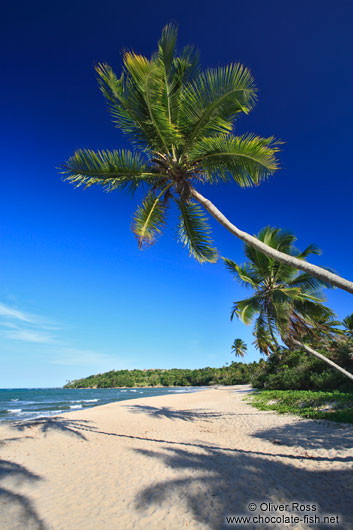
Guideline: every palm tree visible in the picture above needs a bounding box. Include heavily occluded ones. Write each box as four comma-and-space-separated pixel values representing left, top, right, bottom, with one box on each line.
231, 338, 247, 359
62, 24, 353, 294
224, 226, 353, 381
343, 314, 353, 337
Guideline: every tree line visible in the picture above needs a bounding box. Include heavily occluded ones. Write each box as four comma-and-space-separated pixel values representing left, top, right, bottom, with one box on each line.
64, 363, 258, 388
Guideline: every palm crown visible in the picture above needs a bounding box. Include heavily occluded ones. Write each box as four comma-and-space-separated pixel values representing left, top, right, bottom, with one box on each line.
343, 314, 353, 336
62, 24, 279, 263
231, 338, 247, 358
224, 227, 338, 355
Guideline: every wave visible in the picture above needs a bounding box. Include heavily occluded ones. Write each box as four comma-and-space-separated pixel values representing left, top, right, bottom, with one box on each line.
7, 408, 22, 413
11, 399, 19, 402
69, 399, 99, 403
170, 389, 194, 393
69, 405, 82, 409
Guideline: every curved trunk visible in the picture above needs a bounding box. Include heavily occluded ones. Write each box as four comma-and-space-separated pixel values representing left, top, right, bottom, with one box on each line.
190, 187, 353, 295
266, 309, 279, 347
291, 338, 353, 382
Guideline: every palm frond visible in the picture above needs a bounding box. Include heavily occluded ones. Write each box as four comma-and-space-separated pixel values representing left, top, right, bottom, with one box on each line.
180, 64, 257, 152
296, 243, 322, 259
177, 201, 218, 263
169, 45, 200, 129
343, 314, 353, 334
172, 45, 200, 87
157, 23, 178, 75
132, 187, 170, 247
190, 134, 280, 186
223, 258, 258, 288
253, 316, 275, 355
231, 296, 261, 324
289, 272, 333, 292
95, 63, 154, 148
143, 61, 181, 151
61, 149, 162, 193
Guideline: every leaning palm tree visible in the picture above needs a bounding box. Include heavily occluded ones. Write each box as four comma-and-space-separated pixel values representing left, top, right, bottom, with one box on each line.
224, 226, 353, 381
231, 338, 247, 359
62, 24, 353, 293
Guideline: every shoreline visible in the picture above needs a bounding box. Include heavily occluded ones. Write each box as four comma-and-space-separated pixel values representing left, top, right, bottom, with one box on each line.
1, 385, 352, 529
0, 386, 205, 425
63, 385, 221, 389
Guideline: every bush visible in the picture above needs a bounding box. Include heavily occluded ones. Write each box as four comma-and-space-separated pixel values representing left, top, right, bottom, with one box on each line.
251, 339, 353, 392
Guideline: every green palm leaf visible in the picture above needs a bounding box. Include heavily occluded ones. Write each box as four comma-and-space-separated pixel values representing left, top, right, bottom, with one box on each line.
231, 296, 261, 324
157, 23, 178, 74
177, 201, 218, 263
62, 149, 161, 193
132, 187, 170, 248
343, 314, 353, 335
289, 272, 333, 292
95, 63, 155, 148
223, 258, 258, 288
190, 134, 280, 186
180, 64, 257, 152
253, 316, 276, 355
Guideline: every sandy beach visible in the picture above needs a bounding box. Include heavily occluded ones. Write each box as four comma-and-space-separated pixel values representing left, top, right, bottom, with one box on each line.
0, 386, 352, 530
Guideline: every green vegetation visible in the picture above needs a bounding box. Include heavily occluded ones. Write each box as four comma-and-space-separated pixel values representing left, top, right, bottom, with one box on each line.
251, 342, 353, 392
64, 362, 258, 388
225, 226, 353, 381
248, 390, 353, 424
61, 24, 353, 293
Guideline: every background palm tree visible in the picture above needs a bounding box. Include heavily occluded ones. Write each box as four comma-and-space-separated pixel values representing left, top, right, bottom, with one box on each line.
343, 314, 353, 337
62, 24, 353, 293
231, 338, 247, 359
224, 226, 353, 381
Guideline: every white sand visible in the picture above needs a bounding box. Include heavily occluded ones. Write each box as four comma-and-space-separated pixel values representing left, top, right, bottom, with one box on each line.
0, 386, 352, 529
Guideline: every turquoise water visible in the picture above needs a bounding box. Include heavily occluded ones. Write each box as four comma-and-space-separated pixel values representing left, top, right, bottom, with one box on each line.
0, 387, 201, 423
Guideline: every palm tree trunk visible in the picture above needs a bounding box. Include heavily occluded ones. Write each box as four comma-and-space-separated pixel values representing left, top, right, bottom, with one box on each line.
190, 187, 353, 295
266, 309, 279, 347
291, 339, 353, 382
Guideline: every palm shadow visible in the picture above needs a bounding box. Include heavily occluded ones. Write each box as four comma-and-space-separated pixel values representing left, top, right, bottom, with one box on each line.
0, 435, 33, 446
127, 405, 234, 422
9, 417, 98, 440
0, 417, 99, 528
0, 459, 46, 529
252, 420, 353, 451
134, 445, 353, 529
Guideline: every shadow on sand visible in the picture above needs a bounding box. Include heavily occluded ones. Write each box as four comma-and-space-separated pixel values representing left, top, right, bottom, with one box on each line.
252, 420, 353, 451
9, 417, 98, 440
127, 404, 235, 422
0, 458, 46, 529
2, 410, 352, 529
0, 417, 99, 529
133, 444, 352, 529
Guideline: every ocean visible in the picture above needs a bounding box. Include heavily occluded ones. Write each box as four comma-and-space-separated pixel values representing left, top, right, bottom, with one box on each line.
0, 387, 201, 423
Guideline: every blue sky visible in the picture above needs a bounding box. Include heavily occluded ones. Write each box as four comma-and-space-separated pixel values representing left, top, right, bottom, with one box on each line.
1, 0, 352, 387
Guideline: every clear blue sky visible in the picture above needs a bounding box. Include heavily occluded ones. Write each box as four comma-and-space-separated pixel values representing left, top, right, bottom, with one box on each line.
1, 0, 352, 387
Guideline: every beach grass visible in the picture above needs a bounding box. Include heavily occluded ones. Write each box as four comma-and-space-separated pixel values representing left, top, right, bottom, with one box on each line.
248, 389, 353, 424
